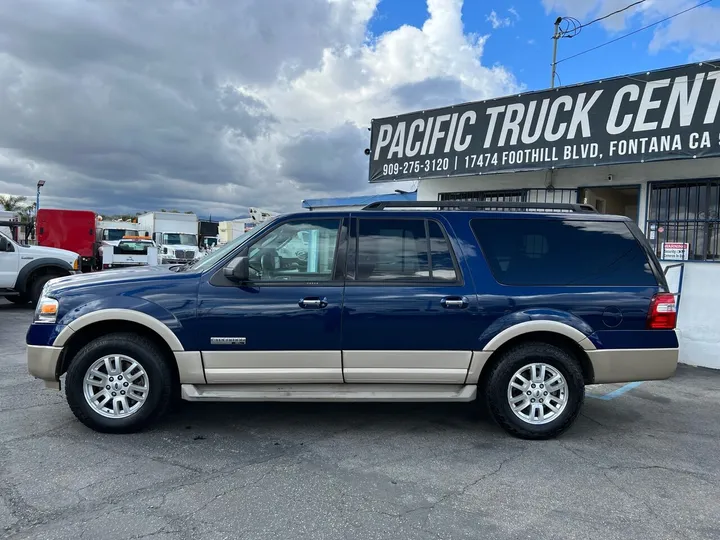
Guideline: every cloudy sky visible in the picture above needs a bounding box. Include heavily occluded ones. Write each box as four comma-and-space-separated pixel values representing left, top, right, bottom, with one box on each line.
0, 0, 718, 218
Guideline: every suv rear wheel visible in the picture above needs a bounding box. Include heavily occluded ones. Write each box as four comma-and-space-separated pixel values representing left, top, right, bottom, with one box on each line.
484, 342, 585, 440
65, 333, 174, 433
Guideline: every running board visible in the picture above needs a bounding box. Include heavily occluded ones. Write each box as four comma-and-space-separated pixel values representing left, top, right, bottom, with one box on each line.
181, 383, 477, 402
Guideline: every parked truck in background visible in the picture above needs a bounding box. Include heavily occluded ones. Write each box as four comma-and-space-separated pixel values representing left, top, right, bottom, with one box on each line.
1, 221, 80, 305
37, 209, 96, 272
217, 220, 246, 245
137, 211, 199, 264
99, 235, 158, 269
96, 219, 143, 243
216, 209, 277, 246
198, 219, 219, 252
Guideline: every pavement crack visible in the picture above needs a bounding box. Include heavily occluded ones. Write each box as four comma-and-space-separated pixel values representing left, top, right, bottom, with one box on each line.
599, 464, 714, 484
601, 469, 692, 540
405, 446, 528, 530
579, 410, 608, 428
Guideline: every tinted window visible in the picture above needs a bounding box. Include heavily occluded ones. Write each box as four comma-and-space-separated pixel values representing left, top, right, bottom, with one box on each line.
471, 218, 657, 286
248, 219, 340, 282
356, 219, 458, 282
428, 221, 457, 282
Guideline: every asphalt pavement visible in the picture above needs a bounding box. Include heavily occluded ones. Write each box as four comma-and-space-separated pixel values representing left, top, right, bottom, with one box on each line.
1, 298, 720, 540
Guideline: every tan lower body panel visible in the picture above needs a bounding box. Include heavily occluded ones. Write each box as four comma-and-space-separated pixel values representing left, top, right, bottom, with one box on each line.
201, 351, 342, 384
342, 351, 472, 384
174, 352, 206, 384
27, 345, 62, 382
182, 383, 477, 402
588, 348, 678, 384
465, 352, 492, 384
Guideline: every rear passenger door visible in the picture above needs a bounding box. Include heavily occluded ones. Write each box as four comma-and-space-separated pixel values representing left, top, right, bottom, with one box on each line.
341, 216, 479, 384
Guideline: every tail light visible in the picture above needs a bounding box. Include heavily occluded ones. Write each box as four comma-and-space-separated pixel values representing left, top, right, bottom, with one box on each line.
647, 293, 677, 330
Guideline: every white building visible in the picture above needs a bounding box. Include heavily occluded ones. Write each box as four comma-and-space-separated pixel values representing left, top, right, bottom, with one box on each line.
369, 60, 720, 370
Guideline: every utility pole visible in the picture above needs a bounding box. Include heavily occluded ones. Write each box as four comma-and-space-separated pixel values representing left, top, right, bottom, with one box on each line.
550, 17, 562, 88
36, 180, 45, 213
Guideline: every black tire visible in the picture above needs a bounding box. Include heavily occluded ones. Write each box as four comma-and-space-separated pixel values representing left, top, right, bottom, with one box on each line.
29, 273, 61, 306
65, 333, 174, 433
3, 295, 30, 305
484, 342, 585, 440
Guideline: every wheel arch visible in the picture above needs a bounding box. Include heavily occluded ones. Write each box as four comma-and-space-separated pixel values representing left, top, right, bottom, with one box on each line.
55, 309, 185, 351
55, 319, 181, 391
478, 329, 595, 387
17, 260, 73, 294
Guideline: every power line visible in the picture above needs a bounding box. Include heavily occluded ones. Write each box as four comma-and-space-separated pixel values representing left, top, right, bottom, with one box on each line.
577, 0, 647, 30
556, 0, 713, 65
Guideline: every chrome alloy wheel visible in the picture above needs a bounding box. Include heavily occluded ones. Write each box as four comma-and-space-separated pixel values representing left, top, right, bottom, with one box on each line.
83, 355, 149, 419
507, 363, 568, 425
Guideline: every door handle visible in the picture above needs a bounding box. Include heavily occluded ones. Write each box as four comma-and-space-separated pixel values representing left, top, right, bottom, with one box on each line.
299, 297, 328, 309
441, 296, 469, 309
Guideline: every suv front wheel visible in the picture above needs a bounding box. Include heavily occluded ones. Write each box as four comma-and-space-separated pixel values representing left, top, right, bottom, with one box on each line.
65, 333, 174, 433
484, 342, 585, 440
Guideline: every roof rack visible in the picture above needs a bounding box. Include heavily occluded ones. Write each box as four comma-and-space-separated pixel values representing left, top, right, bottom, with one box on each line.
361, 201, 598, 213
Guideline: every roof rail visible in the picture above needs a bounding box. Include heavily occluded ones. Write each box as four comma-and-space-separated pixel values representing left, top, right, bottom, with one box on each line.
361, 201, 598, 213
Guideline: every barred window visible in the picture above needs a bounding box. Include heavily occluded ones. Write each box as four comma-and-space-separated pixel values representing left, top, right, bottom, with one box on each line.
438, 188, 578, 212
646, 181, 720, 262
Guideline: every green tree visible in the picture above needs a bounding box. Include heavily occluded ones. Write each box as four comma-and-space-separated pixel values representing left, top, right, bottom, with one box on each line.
0, 195, 28, 211
17, 204, 35, 223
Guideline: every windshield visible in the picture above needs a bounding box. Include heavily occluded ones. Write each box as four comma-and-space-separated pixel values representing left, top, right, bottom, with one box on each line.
163, 233, 197, 246
104, 229, 139, 241
117, 240, 154, 254
185, 217, 277, 272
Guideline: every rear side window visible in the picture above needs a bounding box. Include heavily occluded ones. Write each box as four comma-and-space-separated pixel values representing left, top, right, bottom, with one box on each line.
355, 219, 459, 282
471, 218, 658, 286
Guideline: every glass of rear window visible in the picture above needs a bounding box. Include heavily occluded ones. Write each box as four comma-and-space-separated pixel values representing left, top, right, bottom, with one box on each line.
470, 218, 658, 287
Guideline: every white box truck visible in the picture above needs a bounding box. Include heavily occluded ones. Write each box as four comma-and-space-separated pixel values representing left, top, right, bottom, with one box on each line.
218, 220, 246, 244
137, 212, 199, 264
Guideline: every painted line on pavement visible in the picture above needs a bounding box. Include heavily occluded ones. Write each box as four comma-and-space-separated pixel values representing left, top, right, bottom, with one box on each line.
587, 381, 644, 401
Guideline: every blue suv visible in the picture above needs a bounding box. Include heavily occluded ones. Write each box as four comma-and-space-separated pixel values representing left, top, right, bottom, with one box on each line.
26, 201, 678, 439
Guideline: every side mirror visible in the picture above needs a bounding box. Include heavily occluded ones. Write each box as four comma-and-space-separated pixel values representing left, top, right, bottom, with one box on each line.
223, 256, 249, 282
0, 237, 7, 252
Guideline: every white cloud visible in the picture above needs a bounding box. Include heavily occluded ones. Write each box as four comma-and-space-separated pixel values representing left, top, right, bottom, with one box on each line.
487, 10, 512, 29
508, 7, 520, 20
542, 0, 720, 58
0, 0, 518, 216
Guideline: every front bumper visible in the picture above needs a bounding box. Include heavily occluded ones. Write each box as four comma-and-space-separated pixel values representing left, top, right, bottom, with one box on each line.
27, 345, 63, 387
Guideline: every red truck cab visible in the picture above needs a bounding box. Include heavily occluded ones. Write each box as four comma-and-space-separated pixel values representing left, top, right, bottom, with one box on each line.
37, 209, 97, 272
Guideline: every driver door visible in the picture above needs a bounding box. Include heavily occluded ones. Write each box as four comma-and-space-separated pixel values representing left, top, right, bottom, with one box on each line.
196, 216, 348, 384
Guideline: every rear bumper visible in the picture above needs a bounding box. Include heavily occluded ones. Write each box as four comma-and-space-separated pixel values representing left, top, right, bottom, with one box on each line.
588, 348, 678, 384
27, 345, 63, 385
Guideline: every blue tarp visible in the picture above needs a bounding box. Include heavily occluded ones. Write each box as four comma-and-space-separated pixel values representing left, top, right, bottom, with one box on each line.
302, 191, 417, 210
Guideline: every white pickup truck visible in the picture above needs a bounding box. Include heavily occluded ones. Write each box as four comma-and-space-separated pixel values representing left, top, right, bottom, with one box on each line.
0, 226, 80, 305
98, 236, 158, 269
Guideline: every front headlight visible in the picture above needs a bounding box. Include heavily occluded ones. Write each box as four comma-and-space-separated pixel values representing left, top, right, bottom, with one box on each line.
34, 297, 59, 324
73, 258, 79, 271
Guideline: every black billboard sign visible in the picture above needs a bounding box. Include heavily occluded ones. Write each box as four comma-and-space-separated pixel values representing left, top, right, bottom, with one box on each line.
369, 60, 720, 183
